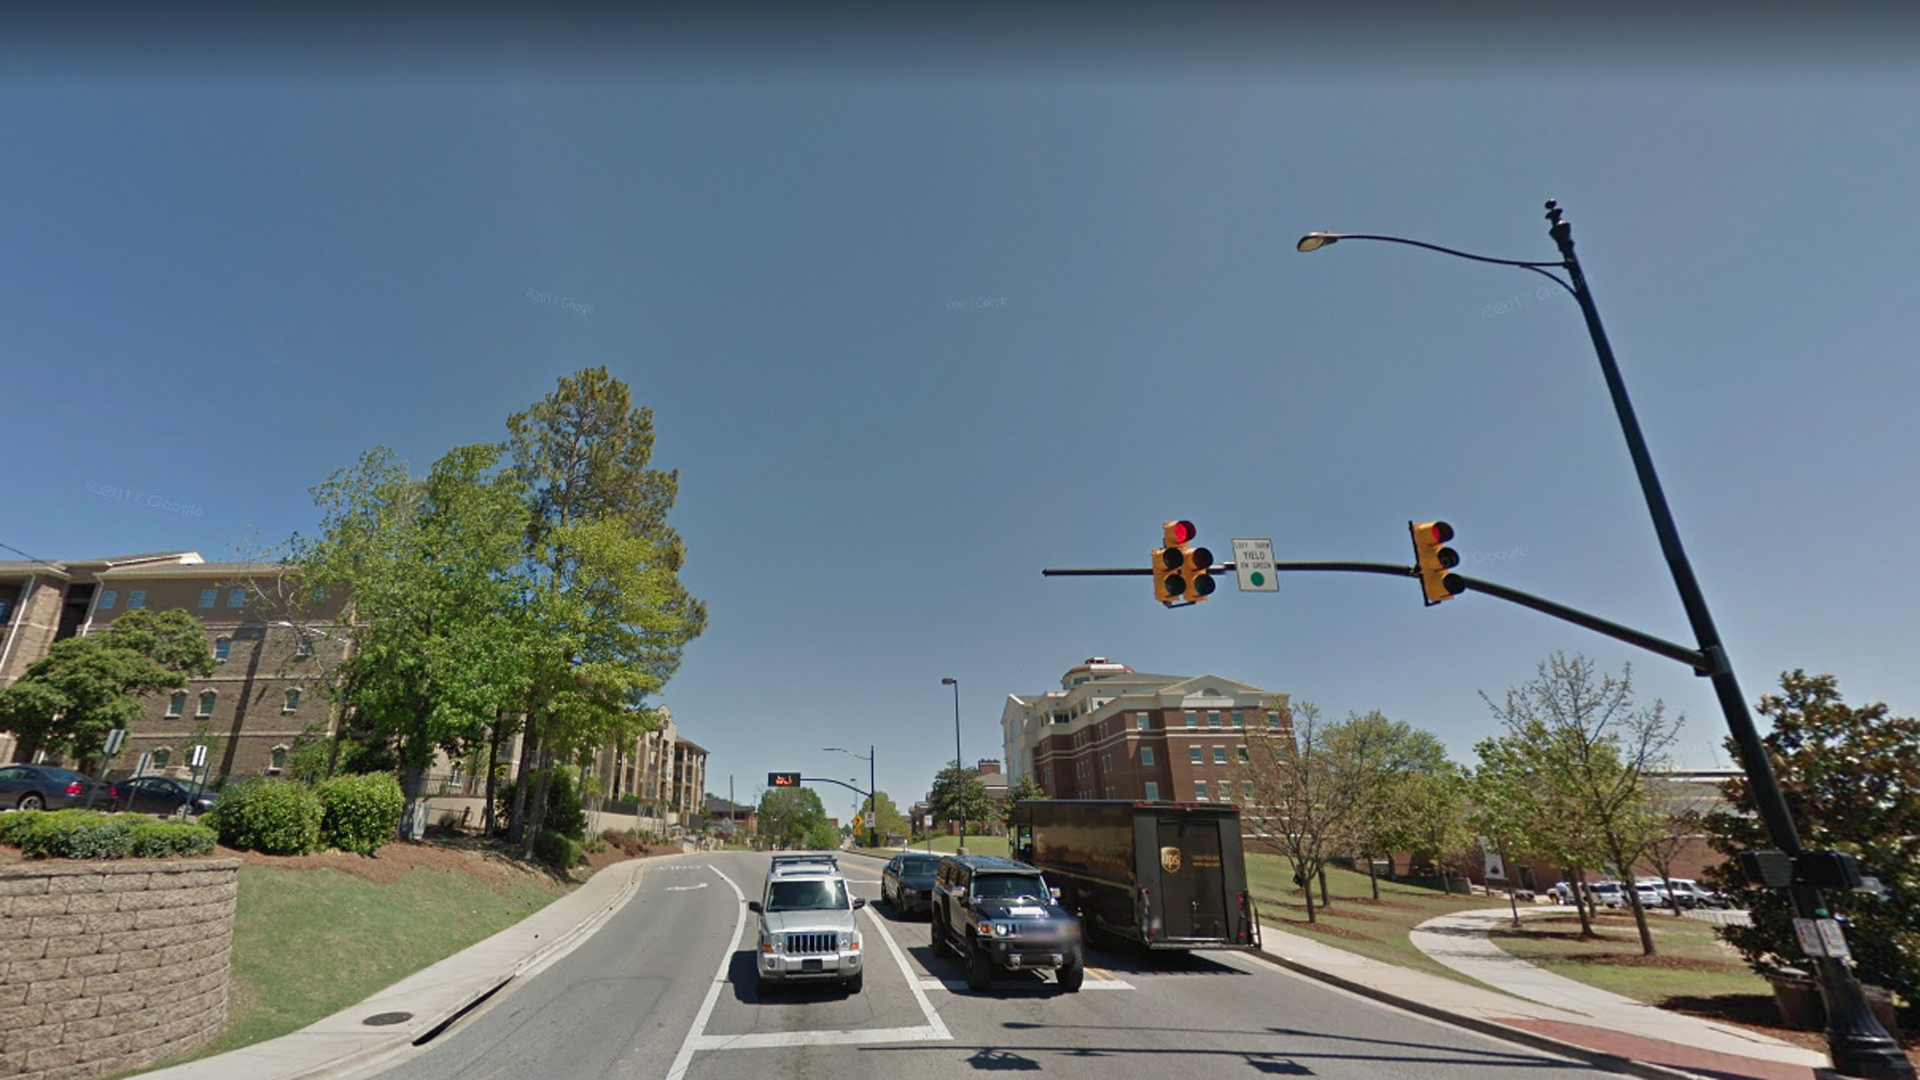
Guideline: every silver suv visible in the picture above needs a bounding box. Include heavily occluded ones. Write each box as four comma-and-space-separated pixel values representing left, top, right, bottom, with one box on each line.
748, 860, 866, 994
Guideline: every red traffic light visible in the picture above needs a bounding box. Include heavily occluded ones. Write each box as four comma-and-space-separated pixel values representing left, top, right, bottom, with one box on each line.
1420, 521, 1454, 545
1165, 520, 1196, 545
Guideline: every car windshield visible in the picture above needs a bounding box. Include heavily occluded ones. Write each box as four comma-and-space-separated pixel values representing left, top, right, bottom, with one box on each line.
972, 874, 1046, 902
766, 879, 848, 913
902, 858, 940, 875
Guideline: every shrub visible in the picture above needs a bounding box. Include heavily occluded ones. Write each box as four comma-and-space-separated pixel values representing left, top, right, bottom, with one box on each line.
15, 810, 136, 860
495, 767, 588, 842
316, 772, 405, 856
0, 809, 44, 848
213, 779, 324, 855
533, 829, 582, 870
129, 820, 218, 858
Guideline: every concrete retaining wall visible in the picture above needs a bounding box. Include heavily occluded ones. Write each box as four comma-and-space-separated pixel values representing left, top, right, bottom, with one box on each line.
0, 858, 239, 1080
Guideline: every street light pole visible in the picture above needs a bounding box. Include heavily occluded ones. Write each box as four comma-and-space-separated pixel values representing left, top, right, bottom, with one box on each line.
1297, 203, 1912, 1080
942, 677, 965, 855
823, 746, 879, 849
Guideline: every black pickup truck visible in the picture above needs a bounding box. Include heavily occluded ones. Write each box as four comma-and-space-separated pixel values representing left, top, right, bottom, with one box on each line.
1010, 799, 1260, 952
930, 854, 1084, 992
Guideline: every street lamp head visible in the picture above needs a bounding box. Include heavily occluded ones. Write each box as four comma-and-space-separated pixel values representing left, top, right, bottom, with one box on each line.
941, 677, 957, 686
1296, 232, 1339, 252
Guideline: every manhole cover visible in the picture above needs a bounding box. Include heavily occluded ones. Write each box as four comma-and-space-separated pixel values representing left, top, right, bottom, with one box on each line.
362, 1012, 414, 1027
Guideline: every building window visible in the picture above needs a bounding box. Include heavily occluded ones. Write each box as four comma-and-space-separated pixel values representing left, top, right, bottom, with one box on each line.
166, 691, 186, 717
1208, 712, 1222, 728
296, 636, 313, 657
283, 689, 301, 712
0, 599, 12, 623
1102, 752, 1112, 772
1232, 711, 1244, 727
1237, 746, 1249, 762
199, 589, 217, 609
1143, 781, 1160, 801
1136, 713, 1150, 730
197, 691, 216, 718
151, 747, 171, 770
215, 638, 231, 662
1194, 781, 1208, 801
1213, 746, 1227, 764
1141, 747, 1155, 767
98, 590, 118, 610
128, 590, 146, 610
1241, 781, 1254, 800
1189, 746, 1203, 764
1185, 711, 1197, 728
268, 745, 289, 774
227, 588, 247, 609
1268, 714, 1282, 727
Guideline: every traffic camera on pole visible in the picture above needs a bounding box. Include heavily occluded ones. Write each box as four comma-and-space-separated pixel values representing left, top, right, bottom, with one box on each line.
1410, 521, 1464, 605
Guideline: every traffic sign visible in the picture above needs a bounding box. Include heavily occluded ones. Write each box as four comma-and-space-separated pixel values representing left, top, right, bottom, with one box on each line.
1231, 538, 1277, 592
189, 744, 208, 770
865, 811, 876, 828
769, 772, 801, 787
103, 728, 127, 758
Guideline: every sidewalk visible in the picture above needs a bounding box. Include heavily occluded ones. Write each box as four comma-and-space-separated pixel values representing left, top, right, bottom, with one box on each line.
137, 854, 654, 1080
1255, 907, 1830, 1080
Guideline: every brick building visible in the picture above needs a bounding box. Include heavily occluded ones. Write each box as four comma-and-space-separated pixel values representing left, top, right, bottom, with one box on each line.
1, 552, 346, 778
1000, 657, 1289, 806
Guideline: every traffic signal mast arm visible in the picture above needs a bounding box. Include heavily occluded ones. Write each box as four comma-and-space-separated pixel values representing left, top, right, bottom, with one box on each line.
1044, 559, 1715, 675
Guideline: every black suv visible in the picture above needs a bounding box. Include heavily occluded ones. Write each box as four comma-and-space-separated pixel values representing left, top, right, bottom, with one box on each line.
930, 854, 1083, 992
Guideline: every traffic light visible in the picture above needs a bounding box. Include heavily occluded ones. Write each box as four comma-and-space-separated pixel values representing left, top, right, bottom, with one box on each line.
1153, 521, 1194, 603
1153, 521, 1215, 605
768, 772, 801, 788
1409, 520, 1464, 605
1183, 539, 1215, 603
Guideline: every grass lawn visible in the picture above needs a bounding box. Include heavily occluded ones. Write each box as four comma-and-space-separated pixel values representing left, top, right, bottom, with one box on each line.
1487, 910, 1771, 1004
1248, 857, 1521, 987
203, 856, 573, 1057
912, 834, 1011, 857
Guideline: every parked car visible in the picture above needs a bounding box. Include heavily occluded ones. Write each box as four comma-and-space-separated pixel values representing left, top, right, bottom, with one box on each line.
1633, 882, 1672, 910
748, 858, 865, 994
1547, 882, 1574, 904
0, 764, 116, 811
112, 776, 216, 818
1586, 881, 1627, 907
1660, 878, 1732, 910
882, 853, 942, 916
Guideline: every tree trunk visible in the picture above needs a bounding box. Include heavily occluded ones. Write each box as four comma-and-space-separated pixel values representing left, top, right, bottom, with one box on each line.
1364, 851, 1380, 900
1660, 873, 1683, 917
508, 717, 540, 845
521, 744, 555, 859
1318, 866, 1331, 908
400, 763, 425, 838
1571, 867, 1595, 937
1623, 876, 1657, 955
482, 717, 502, 836
1297, 860, 1317, 923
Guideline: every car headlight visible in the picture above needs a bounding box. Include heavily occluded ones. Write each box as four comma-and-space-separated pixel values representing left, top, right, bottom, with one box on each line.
991, 922, 1011, 938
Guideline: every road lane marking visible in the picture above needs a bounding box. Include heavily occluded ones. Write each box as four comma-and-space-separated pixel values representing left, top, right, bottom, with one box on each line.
664, 864, 747, 1080
861, 901, 951, 1039
664, 882, 710, 892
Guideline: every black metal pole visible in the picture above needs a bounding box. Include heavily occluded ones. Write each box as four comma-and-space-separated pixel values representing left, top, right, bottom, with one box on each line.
1545, 201, 1907, 1079
944, 678, 964, 854
869, 744, 877, 850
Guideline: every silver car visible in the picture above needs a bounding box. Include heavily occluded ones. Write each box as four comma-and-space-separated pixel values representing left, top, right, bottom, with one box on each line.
748, 864, 866, 994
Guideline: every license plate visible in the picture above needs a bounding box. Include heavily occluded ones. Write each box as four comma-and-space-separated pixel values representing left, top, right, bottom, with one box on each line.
802, 959, 823, 972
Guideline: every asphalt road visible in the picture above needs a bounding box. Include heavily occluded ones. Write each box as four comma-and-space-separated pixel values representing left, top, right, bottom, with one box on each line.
372, 850, 1614, 1080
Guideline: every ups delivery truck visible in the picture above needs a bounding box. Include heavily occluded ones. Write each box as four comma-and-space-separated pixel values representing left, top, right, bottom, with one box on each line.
1009, 799, 1260, 952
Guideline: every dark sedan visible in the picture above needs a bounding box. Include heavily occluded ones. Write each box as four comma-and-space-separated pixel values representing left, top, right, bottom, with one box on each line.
113, 776, 216, 818
881, 853, 942, 915
0, 764, 116, 811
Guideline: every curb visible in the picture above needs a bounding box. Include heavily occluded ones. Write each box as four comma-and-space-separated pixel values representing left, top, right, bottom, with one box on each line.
1249, 941, 1713, 1080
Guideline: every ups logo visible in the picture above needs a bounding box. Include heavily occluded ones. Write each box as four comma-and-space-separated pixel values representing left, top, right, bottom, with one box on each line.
1160, 846, 1182, 875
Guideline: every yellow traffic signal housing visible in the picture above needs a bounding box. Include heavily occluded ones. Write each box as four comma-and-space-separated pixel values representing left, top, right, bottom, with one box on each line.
1155, 521, 1195, 603
1183, 542, 1215, 602
1410, 520, 1464, 605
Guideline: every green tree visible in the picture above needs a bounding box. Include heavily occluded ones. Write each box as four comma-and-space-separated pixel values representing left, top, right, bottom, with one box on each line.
1235, 699, 1367, 922
1702, 671, 1920, 1022
0, 608, 214, 768
291, 444, 536, 824
1004, 773, 1047, 832
504, 368, 707, 854
1400, 764, 1475, 894
929, 764, 993, 838
758, 786, 828, 848
1478, 653, 1678, 956
1327, 710, 1452, 900
858, 791, 910, 845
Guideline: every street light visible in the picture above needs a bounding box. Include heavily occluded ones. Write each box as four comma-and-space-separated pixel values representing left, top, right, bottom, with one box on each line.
941, 677, 965, 855
1297, 201, 1911, 1080
823, 746, 877, 849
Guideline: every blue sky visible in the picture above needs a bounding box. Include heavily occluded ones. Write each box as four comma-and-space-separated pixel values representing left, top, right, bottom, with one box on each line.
5, 7, 1917, 816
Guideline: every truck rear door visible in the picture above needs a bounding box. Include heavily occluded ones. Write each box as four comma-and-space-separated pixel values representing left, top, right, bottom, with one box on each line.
1155, 816, 1228, 942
